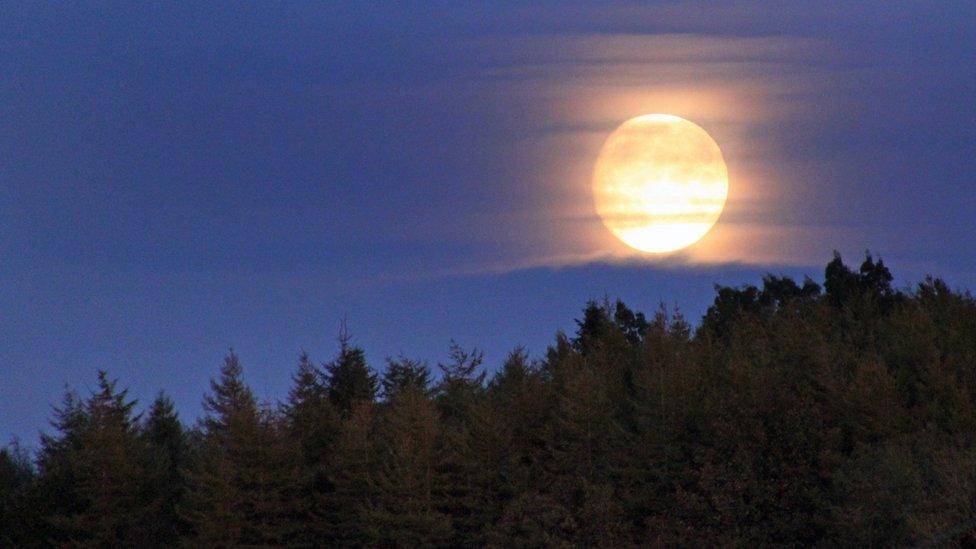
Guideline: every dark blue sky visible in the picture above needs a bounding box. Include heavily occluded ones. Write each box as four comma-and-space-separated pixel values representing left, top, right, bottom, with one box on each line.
2, 2, 974, 445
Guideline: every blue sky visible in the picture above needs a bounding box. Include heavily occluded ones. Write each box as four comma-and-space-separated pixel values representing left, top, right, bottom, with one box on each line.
1, 2, 973, 445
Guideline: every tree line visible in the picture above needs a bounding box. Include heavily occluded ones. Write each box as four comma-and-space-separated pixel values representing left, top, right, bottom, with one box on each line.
1, 253, 974, 546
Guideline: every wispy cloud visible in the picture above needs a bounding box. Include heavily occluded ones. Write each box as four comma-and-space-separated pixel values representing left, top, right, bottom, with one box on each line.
438, 29, 845, 272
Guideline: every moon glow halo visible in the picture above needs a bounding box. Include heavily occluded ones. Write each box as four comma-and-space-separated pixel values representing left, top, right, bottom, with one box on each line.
592, 114, 729, 254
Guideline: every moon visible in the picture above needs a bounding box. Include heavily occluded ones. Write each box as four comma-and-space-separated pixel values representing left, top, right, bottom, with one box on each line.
592, 114, 729, 254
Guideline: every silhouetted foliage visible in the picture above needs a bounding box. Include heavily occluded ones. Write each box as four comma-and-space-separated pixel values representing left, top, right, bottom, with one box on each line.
34, 372, 160, 546
3, 252, 975, 546
181, 352, 304, 545
382, 356, 433, 400
0, 441, 35, 546
142, 392, 188, 544
282, 350, 341, 543
325, 332, 379, 418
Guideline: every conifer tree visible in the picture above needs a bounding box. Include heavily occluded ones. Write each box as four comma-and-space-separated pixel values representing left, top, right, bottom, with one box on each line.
433, 341, 490, 545
37, 372, 157, 545
487, 491, 577, 548
325, 332, 378, 417
0, 441, 36, 546
544, 347, 627, 537
327, 401, 377, 546
382, 356, 432, 400
436, 341, 486, 421
32, 389, 86, 544
366, 383, 452, 545
482, 349, 553, 520
286, 351, 340, 466
182, 352, 303, 545
142, 392, 188, 544
283, 351, 341, 542
825, 251, 860, 307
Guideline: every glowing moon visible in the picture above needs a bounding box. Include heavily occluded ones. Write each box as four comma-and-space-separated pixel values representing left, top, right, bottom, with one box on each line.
593, 114, 729, 254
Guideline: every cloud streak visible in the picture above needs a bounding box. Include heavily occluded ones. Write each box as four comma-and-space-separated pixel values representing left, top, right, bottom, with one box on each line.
436, 29, 846, 272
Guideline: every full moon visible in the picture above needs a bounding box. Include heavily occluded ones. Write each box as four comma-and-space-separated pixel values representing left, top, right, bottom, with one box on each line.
592, 114, 729, 254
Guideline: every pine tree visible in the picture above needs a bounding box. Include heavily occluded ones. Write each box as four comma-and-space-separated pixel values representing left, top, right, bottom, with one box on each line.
434, 341, 490, 545
487, 491, 577, 548
544, 348, 628, 543
142, 392, 188, 544
283, 351, 341, 543
481, 349, 554, 524
0, 441, 36, 546
38, 372, 158, 545
327, 401, 377, 546
366, 385, 452, 545
182, 351, 303, 545
382, 356, 432, 400
325, 332, 378, 417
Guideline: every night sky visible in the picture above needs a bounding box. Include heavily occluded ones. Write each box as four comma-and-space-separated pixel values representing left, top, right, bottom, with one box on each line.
2, 2, 973, 445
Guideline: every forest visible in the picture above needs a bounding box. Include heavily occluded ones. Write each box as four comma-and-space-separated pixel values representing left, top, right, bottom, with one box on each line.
1, 252, 974, 547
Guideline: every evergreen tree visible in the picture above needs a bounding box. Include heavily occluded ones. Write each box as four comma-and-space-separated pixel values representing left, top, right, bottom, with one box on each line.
0, 441, 36, 546
434, 341, 490, 545
142, 392, 187, 544
286, 351, 340, 463
543, 344, 629, 544
825, 251, 861, 307
327, 401, 377, 546
366, 384, 452, 545
436, 341, 486, 421
574, 298, 647, 354
825, 251, 898, 310
37, 372, 158, 546
481, 349, 554, 525
283, 351, 341, 543
486, 491, 577, 548
382, 356, 432, 401
325, 332, 378, 417
182, 352, 303, 545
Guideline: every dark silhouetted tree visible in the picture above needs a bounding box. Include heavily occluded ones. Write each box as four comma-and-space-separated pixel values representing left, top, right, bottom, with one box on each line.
326, 332, 378, 417
142, 392, 188, 544
366, 382, 452, 545
182, 352, 303, 545
0, 441, 36, 546
36, 372, 158, 546
434, 341, 490, 545
382, 356, 432, 401
327, 401, 377, 546
283, 351, 341, 543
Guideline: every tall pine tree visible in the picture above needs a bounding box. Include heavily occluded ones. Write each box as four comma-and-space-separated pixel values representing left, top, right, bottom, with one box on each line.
142, 392, 188, 544
182, 351, 303, 545
366, 378, 452, 545
325, 332, 378, 417
37, 372, 158, 545
283, 351, 341, 543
